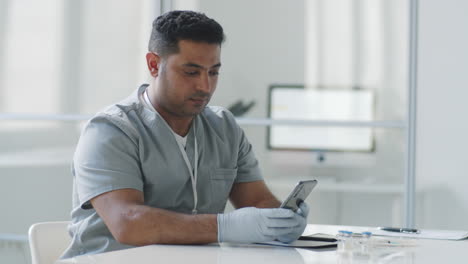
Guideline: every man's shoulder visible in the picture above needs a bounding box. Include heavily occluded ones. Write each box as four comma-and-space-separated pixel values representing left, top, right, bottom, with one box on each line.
85, 88, 144, 138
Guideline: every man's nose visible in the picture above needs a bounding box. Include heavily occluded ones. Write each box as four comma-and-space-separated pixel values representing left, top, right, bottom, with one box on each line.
196, 72, 212, 93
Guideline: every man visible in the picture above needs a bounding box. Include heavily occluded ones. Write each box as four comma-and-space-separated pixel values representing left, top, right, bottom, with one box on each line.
62, 10, 309, 258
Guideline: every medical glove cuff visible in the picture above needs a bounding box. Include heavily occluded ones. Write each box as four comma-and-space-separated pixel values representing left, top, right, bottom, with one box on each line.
217, 213, 224, 242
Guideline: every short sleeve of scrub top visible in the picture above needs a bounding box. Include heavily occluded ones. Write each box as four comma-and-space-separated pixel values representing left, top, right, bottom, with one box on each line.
73, 114, 142, 209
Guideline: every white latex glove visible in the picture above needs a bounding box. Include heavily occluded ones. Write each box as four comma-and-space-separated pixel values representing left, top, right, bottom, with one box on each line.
217, 207, 303, 243
277, 202, 309, 243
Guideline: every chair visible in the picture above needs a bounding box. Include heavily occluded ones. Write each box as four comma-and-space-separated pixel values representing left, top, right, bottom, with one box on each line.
28, 221, 71, 264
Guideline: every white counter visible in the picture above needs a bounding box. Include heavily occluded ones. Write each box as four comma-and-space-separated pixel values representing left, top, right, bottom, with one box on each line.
56, 224, 468, 264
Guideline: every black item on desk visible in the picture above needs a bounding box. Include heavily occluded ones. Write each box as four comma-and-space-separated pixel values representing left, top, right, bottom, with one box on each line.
299, 234, 338, 243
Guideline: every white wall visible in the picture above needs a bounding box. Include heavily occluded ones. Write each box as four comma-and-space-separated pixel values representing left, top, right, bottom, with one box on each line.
416, 0, 468, 230
79, 0, 151, 114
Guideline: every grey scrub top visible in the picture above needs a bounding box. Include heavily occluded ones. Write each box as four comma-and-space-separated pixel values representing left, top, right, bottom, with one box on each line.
61, 84, 264, 258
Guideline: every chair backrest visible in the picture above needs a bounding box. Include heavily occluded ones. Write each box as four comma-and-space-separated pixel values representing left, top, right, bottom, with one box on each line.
28, 221, 71, 264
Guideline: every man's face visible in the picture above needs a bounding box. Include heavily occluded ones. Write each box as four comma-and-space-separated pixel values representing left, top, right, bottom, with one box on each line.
152, 40, 221, 119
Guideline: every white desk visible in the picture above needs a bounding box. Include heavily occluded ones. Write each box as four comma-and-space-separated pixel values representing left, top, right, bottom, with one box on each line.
56, 224, 468, 264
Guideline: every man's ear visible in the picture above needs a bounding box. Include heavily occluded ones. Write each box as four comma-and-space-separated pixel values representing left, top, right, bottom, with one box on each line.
146, 52, 161, 77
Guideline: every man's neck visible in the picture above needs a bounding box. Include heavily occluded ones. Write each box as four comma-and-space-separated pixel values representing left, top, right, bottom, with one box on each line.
159, 112, 193, 137
145, 85, 193, 137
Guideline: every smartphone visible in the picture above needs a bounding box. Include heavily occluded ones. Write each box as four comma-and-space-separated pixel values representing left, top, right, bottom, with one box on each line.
280, 180, 317, 212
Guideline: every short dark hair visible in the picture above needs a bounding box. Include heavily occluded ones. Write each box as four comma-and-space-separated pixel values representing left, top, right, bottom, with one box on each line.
148, 10, 225, 56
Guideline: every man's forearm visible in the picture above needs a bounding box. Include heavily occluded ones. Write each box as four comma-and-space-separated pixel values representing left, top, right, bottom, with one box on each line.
108, 205, 218, 246
91, 188, 218, 246
253, 196, 281, 208
229, 180, 283, 209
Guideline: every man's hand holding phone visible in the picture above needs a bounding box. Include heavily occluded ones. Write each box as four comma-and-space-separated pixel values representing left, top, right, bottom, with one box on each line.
217, 180, 316, 244
277, 202, 310, 243
217, 207, 308, 244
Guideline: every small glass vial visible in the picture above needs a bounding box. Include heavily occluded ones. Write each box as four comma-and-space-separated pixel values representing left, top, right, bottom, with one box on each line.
360, 232, 372, 253
337, 230, 353, 252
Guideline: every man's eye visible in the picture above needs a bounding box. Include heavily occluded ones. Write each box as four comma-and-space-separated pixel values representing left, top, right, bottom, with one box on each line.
209, 71, 219, 76
185, 71, 199, 76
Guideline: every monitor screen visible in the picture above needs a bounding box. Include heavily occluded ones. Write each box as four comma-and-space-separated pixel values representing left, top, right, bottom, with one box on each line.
267, 85, 375, 152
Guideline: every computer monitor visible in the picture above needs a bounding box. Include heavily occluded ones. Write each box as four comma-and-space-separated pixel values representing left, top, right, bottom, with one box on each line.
267, 84, 375, 152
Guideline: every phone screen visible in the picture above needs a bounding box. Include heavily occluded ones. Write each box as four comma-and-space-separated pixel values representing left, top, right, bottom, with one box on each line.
280, 180, 317, 212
